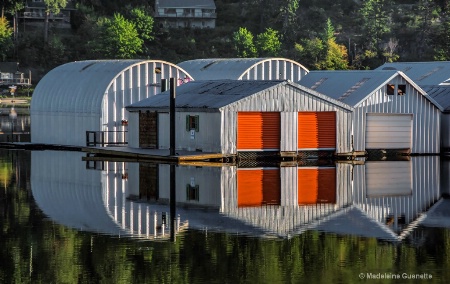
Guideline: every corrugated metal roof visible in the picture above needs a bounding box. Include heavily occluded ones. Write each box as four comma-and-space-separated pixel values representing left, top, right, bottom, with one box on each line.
376, 61, 450, 85
30, 59, 192, 114
421, 85, 450, 112
126, 79, 353, 111
31, 60, 143, 114
157, 0, 216, 9
177, 58, 308, 80
299, 70, 443, 110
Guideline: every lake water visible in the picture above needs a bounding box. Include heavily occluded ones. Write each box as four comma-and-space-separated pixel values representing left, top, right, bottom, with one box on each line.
1, 148, 450, 283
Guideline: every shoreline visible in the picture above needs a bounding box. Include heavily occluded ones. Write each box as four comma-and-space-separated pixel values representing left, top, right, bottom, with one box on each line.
0, 98, 29, 104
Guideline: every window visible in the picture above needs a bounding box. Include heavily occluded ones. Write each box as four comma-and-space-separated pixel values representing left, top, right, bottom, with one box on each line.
186, 185, 199, 201
186, 115, 199, 132
386, 84, 407, 96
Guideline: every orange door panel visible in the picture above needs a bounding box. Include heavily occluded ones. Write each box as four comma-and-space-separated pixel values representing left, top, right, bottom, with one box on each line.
237, 169, 280, 207
237, 112, 280, 150
298, 168, 336, 204
298, 112, 336, 149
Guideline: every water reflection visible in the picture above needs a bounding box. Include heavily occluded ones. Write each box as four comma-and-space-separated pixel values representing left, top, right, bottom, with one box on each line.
30, 151, 443, 242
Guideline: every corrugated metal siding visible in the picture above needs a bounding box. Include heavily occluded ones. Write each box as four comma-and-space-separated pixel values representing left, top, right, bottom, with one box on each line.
237, 112, 280, 150
442, 114, 450, 149
298, 112, 336, 150
220, 163, 353, 237
31, 60, 192, 146
352, 156, 440, 231
222, 85, 352, 154
352, 79, 441, 153
127, 112, 140, 148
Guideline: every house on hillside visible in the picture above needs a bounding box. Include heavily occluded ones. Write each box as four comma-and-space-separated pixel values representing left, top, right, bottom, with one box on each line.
155, 0, 217, 29
19, 0, 77, 29
125, 80, 354, 157
30, 60, 193, 147
0, 62, 31, 87
298, 70, 443, 155
177, 58, 309, 81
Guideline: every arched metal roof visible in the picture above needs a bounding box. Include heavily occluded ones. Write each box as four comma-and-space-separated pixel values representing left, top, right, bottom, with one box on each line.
31, 59, 193, 115
177, 58, 309, 81
30, 59, 193, 146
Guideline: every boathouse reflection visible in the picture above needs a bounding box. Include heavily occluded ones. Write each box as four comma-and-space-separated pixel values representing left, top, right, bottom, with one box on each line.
30, 151, 442, 241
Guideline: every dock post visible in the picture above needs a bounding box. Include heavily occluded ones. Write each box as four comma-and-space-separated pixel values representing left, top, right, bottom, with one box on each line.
170, 78, 176, 156
170, 164, 176, 242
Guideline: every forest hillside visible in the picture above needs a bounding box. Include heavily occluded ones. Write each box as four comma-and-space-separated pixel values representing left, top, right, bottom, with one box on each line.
1, 0, 450, 84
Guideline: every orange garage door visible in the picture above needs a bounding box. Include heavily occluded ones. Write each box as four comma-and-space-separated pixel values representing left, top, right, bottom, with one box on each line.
298, 112, 336, 149
238, 112, 280, 150
298, 168, 336, 204
237, 169, 280, 207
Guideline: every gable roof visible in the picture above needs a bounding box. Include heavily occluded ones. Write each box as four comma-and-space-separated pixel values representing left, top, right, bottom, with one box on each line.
421, 85, 450, 112
157, 0, 216, 9
376, 61, 450, 85
298, 70, 443, 111
126, 79, 353, 111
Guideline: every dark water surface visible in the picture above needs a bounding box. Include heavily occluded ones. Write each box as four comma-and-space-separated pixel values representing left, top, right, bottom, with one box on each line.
1, 149, 450, 283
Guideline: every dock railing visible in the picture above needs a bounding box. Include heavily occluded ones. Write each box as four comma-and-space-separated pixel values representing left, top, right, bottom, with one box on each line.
86, 130, 127, 147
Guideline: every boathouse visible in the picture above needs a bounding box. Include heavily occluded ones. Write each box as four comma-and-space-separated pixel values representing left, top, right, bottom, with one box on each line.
317, 156, 440, 241
376, 61, 450, 152
125, 80, 354, 157
177, 58, 309, 81
30, 60, 193, 147
420, 85, 450, 151
298, 70, 443, 154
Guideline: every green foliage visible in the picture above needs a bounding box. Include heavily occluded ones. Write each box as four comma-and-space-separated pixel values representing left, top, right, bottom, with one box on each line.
295, 18, 349, 70
358, 0, 391, 52
43, 0, 68, 14
233, 27, 257, 58
94, 13, 143, 59
128, 7, 154, 42
0, 17, 13, 60
255, 28, 281, 57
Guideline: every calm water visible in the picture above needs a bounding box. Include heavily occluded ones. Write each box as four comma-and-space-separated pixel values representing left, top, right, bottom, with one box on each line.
1, 148, 450, 283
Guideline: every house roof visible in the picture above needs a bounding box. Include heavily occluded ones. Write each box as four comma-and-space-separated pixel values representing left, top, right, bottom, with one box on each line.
376, 61, 450, 86
0, 62, 19, 73
157, 0, 216, 9
298, 70, 443, 111
126, 79, 353, 111
177, 58, 308, 80
420, 85, 450, 112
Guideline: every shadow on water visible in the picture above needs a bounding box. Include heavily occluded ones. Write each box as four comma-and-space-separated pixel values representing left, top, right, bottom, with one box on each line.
28, 151, 445, 243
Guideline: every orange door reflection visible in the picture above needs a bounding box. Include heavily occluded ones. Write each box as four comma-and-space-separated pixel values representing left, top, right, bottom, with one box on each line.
237, 169, 281, 207
298, 168, 336, 204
